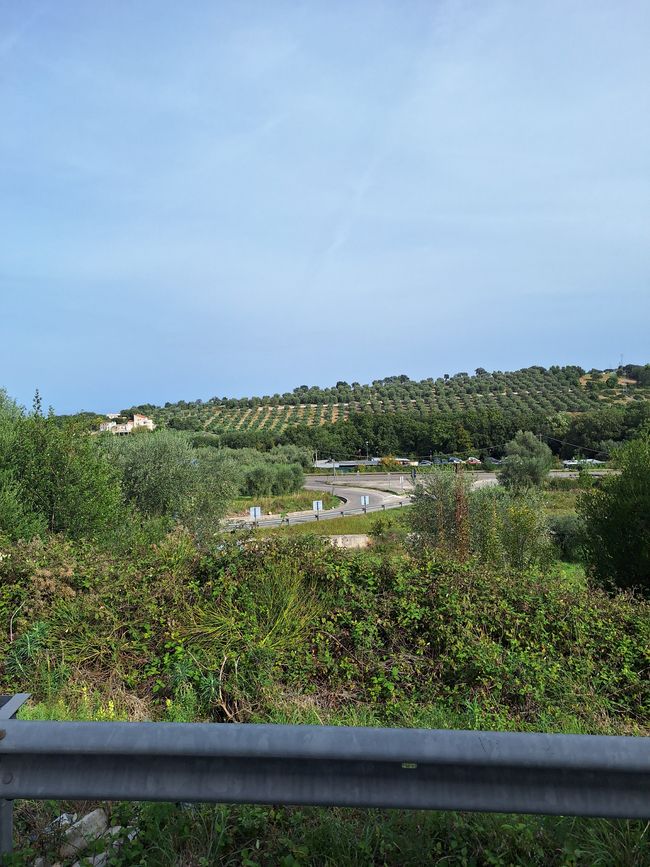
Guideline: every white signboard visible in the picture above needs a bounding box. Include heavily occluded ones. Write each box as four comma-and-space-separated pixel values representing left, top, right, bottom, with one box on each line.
313, 500, 323, 511
250, 506, 262, 519
360, 495, 370, 506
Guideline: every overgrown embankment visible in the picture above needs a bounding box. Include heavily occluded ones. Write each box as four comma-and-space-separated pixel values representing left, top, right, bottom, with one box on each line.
1, 534, 649, 864
2, 535, 647, 733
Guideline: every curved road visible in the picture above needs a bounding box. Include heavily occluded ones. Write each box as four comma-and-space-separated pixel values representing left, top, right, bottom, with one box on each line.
227, 469, 605, 530
227, 480, 409, 530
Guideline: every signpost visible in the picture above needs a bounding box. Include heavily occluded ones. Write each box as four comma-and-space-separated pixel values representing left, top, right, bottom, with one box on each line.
360, 494, 370, 512
313, 500, 323, 520
249, 506, 261, 526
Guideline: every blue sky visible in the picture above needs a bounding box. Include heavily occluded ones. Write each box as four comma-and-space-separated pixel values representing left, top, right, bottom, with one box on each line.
1, 1, 649, 413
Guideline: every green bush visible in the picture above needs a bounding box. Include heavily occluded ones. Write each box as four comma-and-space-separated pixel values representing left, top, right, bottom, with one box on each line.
500, 431, 554, 491
2, 404, 122, 541
3, 534, 647, 734
410, 473, 552, 570
548, 514, 585, 562
579, 434, 650, 593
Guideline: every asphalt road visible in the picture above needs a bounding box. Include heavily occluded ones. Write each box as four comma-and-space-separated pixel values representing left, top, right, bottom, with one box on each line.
226, 469, 609, 531
226, 481, 409, 530
305, 471, 498, 496
306, 468, 610, 494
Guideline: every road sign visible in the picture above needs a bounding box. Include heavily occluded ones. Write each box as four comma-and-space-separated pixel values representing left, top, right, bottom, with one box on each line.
360, 495, 370, 506
250, 506, 262, 519
313, 500, 323, 511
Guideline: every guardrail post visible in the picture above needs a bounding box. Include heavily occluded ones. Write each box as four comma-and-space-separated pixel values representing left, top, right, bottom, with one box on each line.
0, 694, 30, 856
0, 799, 12, 856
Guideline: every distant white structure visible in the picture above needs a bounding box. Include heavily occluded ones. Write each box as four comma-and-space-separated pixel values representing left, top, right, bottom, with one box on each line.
132, 413, 156, 430
99, 413, 156, 435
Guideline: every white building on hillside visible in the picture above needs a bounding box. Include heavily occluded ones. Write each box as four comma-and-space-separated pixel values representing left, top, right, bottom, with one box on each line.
99, 413, 156, 434
132, 413, 156, 430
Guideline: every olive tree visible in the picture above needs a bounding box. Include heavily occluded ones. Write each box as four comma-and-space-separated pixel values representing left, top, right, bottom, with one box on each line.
103, 431, 238, 539
500, 431, 553, 490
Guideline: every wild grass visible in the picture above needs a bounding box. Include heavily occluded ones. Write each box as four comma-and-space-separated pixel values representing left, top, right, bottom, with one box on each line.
544, 488, 580, 515
11, 800, 650, 866
229, 490, 340, 516
258, 508, 411, 537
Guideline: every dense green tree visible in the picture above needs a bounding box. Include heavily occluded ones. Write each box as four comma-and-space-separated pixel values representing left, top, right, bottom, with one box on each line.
103, 429, 239, 542
579, 434, 650, 593
181, 448, 239, 542
104, 430, 196, 517
6, 407, 122, 539
500, 431, 553, 490
0, 390, 46, 540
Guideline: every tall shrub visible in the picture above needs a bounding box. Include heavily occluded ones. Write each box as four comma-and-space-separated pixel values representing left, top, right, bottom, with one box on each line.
500, 431, 553, 491
9, 411, 122, 539
411, 473, 552, 570
579, 434, 650, 593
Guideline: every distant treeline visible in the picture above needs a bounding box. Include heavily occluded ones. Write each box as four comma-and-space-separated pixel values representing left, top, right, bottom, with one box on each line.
188, 401, 650, 461
118, 363, 650, 439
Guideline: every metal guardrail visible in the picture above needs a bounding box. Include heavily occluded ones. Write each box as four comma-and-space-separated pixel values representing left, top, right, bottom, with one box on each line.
0, 694, 649, 855
0, 694, 31, 858
228, 499, 409, 530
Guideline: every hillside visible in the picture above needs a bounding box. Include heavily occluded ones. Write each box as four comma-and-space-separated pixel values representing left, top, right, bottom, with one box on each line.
124, 364, 650, 435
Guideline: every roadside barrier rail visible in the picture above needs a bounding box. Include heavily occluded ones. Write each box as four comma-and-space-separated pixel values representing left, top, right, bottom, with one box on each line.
227, 498, 409, 530
1, 694, 649, 854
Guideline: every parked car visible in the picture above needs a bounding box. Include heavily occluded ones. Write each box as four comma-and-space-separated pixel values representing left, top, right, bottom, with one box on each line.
419, 459, 432, 466
447, 457, 464, 464
484, 457, 502, 466
466, 457, 481, 465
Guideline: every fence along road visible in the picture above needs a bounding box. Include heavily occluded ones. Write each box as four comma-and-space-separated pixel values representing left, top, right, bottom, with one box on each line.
1, 701, 649, 854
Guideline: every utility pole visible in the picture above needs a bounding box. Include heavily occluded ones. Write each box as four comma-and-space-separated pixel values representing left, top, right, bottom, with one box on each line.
365, 440, 369, 462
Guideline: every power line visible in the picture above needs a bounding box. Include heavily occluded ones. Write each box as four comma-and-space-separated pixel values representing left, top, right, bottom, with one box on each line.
312, 432, 610, 463
541, 435, 609, 457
